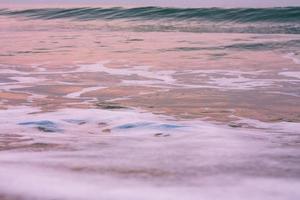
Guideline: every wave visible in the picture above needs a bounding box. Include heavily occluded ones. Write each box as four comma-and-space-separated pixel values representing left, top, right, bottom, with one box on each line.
0, 7, 300, 23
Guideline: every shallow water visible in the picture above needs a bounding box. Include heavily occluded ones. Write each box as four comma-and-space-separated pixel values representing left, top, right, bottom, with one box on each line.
0, 5, 300, 200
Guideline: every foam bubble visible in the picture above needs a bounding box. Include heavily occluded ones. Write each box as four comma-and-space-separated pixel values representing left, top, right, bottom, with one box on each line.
65, 86, 106, 99
279, 71, 300, 79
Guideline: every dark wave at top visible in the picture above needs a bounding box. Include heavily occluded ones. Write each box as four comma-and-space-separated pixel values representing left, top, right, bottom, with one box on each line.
0, 7, 300, 23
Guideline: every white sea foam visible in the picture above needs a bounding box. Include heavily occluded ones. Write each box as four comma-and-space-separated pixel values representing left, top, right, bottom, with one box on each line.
0, 107, 300, 200
0, 106, 175, 135
1, 105, 299, 137
174, 70, 276, 90
76, 64, 272, 90
0, 164, 299, 200
206, 75, 272, 90
65, 86, 106, 99
9, 76, 46, 84
0, 69, 29, 75
118, 68, 275, 90
234, 117, 300, 134
1, 63, 296, 93
76, 63, 177, 84
279, 71, 300, 79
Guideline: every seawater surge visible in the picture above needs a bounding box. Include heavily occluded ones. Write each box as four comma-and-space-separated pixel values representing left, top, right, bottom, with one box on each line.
1, 7, 300, 34
0, 7, 299, 22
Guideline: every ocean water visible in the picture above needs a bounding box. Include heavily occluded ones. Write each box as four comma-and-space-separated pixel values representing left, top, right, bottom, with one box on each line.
0, 5, 300, 200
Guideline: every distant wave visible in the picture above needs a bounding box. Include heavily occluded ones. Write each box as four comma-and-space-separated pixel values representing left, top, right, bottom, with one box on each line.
0, 7, 300, 23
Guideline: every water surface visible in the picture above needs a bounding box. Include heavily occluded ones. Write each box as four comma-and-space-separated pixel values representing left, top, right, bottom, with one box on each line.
0, 5, 300, 200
